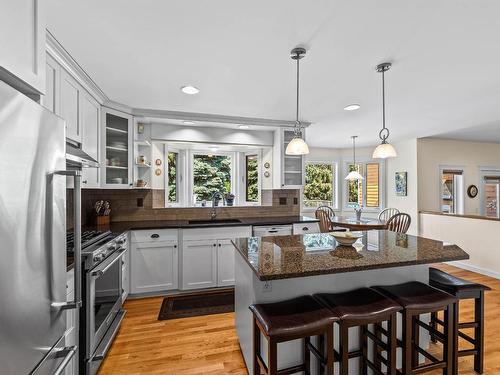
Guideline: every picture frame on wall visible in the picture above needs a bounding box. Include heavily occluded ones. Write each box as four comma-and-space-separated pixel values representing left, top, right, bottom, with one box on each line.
395, 172, 407, 196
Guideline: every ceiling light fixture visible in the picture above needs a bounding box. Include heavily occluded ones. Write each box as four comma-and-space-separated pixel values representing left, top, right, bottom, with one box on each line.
285, 47, 310, 155
344, 104, 361, 111
209, 146, 219, 152
183, 120, 196, 125
238, 124, 250, 129
180, 85, 200, 95
372, 62, 397, 159
345, 136, 364, 180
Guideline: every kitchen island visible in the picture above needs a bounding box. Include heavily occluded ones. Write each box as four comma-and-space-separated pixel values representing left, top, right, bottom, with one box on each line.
232, 231, 469, 374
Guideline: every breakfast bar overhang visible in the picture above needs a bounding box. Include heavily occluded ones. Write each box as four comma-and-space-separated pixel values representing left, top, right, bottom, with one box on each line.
232, 231, 469, 375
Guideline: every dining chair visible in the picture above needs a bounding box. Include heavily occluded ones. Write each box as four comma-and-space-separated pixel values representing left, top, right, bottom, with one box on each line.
378, 207, 400, 222
316, 205, 337, 220
315, 209, 332, 233
386, 213, 411, 234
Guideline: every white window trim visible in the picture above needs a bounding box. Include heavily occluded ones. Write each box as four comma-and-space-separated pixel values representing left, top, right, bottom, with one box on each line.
438, 164, 465, 214
164, 147, 185, 208
478, 166, 500, 217
241, 150, 262, 206
342, 159, 386, 212
302, 160, 339, 212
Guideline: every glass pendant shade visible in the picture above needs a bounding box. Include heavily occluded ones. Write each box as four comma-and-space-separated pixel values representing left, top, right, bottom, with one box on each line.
372, 142, 397, 159
345, 170, 364, 180
285, 136, 309, 155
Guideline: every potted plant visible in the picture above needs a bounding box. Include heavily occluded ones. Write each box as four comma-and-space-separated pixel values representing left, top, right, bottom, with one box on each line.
225, 193, 235, 206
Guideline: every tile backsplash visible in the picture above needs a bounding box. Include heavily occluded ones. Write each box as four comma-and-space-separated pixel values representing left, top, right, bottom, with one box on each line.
76, 188, 300, 225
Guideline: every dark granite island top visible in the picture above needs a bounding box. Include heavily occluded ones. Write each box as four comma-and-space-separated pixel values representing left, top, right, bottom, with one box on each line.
232, 231, 469, 281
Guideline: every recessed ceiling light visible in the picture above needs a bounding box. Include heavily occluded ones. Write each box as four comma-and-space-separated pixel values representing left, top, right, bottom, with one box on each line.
180, 85, 200, 95
209, 146, 219, 152
183, 120, 196, 125
344, 104, 361, 111
238, 124, 250, 129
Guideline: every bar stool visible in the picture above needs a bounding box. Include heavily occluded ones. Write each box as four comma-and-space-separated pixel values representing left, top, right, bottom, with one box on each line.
429, 267, 490, 374
249, 295, 338, 375
314, 288, 402, 375
373, 281, 457, 375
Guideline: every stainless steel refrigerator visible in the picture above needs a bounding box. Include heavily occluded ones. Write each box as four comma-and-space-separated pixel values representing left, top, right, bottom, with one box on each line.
0, 80, 81, 374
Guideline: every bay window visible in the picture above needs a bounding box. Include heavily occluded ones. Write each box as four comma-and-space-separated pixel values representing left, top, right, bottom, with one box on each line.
303, 162, 337, 209
345, 161, 383, 210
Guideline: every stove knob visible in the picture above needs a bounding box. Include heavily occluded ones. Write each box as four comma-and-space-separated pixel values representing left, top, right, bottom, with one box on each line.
93, 253, 104, 262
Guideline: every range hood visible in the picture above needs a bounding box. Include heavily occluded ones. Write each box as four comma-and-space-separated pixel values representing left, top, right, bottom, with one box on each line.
66, 142, 99, 168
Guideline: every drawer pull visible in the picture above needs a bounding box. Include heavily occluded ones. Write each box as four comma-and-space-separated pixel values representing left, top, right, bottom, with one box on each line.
151, 234, 160, 239
174, 245, 177, 248
302, 227, 309, 231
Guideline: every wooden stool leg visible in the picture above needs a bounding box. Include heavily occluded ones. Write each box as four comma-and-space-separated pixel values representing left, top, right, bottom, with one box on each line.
387, 313, 397, 375
430, 311, 438, 343
304, 336, 311, 375
443, 305, 454, 375
268, 337, 278, 375
402, 311, 412, 375
360, 325, 367, 375
374, 323, 382, 371
474, 291, 485, 374
452, 302, 459, 375
253, 317, 262, 375
412, 315, 420, 368
339, 323, 349, 375
318, 334, 325, 375
326, 326, 334, 375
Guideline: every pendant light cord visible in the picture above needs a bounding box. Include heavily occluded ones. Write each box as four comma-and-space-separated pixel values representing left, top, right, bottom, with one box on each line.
295, 54, 300, 135
379, 65, 390, 143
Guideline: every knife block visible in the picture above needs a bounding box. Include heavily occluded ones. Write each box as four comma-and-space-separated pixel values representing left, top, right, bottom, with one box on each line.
96, 215, 110, 227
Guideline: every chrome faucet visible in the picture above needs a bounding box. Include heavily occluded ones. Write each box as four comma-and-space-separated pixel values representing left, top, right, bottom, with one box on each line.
210, 191, 223, 220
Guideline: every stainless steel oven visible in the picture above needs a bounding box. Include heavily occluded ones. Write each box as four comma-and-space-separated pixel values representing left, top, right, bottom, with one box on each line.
84, 234, 127, 374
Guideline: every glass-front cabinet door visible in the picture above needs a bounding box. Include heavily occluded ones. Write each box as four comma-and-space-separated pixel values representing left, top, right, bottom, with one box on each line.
101, 108, 132, 188
282, 129, 304, 188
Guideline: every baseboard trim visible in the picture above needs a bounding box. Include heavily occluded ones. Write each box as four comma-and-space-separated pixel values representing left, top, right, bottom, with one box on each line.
445, 261, 500, 280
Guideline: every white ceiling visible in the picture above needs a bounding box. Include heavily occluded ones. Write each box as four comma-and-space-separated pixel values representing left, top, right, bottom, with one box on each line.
46, 0, 500, 148
429, 121, 500, 143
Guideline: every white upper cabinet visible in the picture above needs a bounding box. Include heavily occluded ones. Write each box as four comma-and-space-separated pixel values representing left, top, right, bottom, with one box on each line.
41, 54, 59, 113
0, 0, 45, 93
60, 69, 81, 142
273, 128, 305, 189
81, 93, 100, 187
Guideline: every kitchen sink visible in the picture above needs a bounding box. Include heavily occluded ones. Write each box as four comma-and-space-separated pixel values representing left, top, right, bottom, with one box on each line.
188, 219, 243, 225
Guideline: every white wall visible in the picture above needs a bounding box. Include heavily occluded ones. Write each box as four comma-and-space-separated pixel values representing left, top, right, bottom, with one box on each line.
386, 139, 419, 235
417, 138, 500, 215
420, 212, 500, 279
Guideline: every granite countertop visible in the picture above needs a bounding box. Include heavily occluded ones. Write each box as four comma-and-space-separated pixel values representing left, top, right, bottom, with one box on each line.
105, 215, 318, 233
232, 231, 469, 281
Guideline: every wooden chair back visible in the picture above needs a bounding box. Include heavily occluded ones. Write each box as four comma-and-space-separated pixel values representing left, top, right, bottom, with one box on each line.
315, 208, 332, 233
386, 213, 411, 234
378, 207, 400, 222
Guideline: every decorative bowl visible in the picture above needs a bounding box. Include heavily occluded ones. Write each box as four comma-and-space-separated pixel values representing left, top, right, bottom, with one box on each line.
329, 231, 363, 246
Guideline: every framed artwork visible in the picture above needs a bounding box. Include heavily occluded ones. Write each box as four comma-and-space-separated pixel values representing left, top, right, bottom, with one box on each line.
395, 172, 408, 196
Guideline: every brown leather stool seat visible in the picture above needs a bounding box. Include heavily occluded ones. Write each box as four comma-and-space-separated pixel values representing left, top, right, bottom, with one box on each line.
373, 281, 457, 375
250, 296, 338, 375
315, 288, 402, 375
429, 267, 490, 295
429, 267, 491, 374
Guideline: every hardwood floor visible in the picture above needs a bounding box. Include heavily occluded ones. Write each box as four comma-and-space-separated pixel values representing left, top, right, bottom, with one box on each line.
98, 264, 500, 374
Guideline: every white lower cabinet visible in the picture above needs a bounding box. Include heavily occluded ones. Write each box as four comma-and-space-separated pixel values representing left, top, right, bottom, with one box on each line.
181, 239, 218, 290
292, 221, 320, 235
131, 240, 178, 293
65, 270, 77, 375
217, 239, 236, 286
181, 226, 251, 290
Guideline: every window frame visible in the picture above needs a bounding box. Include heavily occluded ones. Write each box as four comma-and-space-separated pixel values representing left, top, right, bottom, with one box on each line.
188, 149, 236, 207
164, 147, 184, 207
302, 160, 339, 212
243, 151, 261, 206
438, 164, 465, 215
343, 160, 385, 212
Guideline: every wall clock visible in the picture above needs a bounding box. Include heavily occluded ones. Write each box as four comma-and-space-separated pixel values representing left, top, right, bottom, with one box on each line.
467, 185, 478, 198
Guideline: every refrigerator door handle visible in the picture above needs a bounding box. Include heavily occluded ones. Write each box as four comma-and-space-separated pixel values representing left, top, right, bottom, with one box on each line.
51, 170, 82, 310
52, 346, 78, 375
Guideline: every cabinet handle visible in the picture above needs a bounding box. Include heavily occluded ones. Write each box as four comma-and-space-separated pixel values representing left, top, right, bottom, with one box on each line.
218, 243, 221, 247
173, 245, 177, 248
213, 243, 216, 247
302, 227, 309, 231
82, 180, 88, 184
151, 234, 160, 239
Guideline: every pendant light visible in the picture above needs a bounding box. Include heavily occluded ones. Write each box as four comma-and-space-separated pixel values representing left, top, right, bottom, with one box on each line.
345, 136, 364, 180
285, 47, 309, 155
372, 62, 397, 159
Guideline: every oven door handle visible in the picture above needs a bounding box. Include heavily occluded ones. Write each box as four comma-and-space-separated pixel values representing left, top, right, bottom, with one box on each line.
51, 170, 82, 310
91, 248, 126, 278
